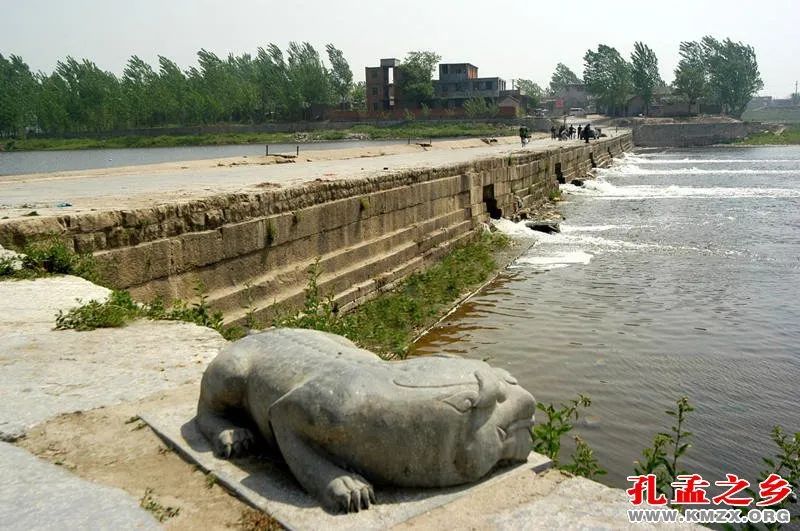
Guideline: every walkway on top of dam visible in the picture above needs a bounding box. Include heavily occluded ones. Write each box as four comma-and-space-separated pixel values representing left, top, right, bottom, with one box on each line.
0, 131, 629, 219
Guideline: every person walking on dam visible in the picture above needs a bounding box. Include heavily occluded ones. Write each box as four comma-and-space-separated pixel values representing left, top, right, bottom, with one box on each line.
583, 123, 592, 143
577, 125, 583, 140
519, 125, 530, 147
550, 125, 557, 139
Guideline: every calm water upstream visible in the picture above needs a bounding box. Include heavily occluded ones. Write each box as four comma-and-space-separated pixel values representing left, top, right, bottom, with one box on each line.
413, 146, 800, 489
0, 138, 414, 176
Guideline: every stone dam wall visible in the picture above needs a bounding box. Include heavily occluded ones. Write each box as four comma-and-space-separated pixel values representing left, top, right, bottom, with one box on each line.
632, 122, 763, 147
0, 134, 632, 324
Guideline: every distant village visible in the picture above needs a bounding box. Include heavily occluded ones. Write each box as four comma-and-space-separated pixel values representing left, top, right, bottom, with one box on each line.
322, 56, 798, 123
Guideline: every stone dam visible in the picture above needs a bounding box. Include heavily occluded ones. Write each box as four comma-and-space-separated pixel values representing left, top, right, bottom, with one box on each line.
0, 133, 633, 324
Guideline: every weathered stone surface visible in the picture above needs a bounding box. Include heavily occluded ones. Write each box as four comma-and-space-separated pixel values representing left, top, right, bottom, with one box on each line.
0, 276, 226, 440
0, 442, 159, 529
196, 328, 537, 514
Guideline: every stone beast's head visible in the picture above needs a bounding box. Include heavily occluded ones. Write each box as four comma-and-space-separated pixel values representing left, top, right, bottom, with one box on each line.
391, 358, 536, 485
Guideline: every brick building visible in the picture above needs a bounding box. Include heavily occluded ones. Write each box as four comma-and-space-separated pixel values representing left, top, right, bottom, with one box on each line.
362, 58, 532, 116
365, 58, 403, 112
433, 63, 507, 108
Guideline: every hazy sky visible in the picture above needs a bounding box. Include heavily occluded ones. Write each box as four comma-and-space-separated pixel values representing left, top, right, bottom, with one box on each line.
2, 0, 798, 97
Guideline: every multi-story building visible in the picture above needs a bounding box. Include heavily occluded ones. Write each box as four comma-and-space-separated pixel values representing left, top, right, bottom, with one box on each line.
433, 63, 507, 108
363, 58, 528, 116
365, 58, 403, 112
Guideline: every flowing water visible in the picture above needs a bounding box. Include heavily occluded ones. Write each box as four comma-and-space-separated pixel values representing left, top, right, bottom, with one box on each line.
413, 146, 800, 489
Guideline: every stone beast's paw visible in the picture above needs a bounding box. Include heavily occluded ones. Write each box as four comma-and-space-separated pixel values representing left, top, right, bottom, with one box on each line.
213, 427, 254, 458
324, 474, 376, 513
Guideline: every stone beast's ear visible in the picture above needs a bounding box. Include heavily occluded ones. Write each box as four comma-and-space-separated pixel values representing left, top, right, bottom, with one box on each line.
474, 369, 507, 408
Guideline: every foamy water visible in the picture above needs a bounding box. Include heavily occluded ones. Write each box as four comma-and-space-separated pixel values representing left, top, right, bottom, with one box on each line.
417, 146, 800, 490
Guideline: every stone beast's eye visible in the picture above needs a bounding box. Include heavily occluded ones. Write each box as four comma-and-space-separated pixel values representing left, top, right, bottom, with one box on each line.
441, 390, 479, 413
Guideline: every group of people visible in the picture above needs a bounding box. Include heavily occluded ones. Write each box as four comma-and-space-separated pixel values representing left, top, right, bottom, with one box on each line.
550, 124, 597, 143
519, 122, 602, 148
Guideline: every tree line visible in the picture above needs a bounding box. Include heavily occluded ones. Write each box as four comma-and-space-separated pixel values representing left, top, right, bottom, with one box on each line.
576, 36, 763, 118
0, 37, 765, 137
0, 43, 361, 137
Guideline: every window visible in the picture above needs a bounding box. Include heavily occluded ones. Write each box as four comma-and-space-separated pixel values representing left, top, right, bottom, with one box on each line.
371, 70, 377, 79
371, 87, 378, 96
373, 102, 378, 111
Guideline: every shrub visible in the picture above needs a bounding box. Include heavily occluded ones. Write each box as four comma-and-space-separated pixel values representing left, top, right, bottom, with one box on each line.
55, 290, 140, 331
1, 237, 98, 282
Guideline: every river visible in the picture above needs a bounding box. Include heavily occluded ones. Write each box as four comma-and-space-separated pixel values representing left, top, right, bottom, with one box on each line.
0, 139, 416, 176
413, 146, 800, 490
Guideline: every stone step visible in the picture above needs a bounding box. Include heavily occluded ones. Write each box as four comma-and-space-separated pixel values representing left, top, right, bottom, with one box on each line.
224, 219, 474, 324
207, 210, 470, 316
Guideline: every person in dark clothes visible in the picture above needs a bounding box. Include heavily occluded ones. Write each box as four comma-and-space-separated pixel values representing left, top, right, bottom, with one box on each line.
568, 125, 575, 139
583, 123, 591, 143
558, 125, 565, 141
551, 126, 557, 139
577, 125, 582, 140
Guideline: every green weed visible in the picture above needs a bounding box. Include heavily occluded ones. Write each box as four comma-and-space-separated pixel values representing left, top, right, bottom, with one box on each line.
55, 290, 140, 331
1, 237, 98, 282
139, 488, 180, 522
530, 394, 592, 467
732, 426, 800, 529
562, 436, 606, 480
53, 280, 246, 339
633, 396, 695, 502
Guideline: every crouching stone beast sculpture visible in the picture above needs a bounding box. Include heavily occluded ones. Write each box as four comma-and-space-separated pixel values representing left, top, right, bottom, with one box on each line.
196, 328, 536, 514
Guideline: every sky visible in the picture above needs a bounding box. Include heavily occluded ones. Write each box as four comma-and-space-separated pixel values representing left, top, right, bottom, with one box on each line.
1, 0, 798, 97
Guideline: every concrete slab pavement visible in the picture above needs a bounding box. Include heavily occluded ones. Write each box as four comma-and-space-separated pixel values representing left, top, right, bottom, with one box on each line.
0, 441, 159, 530
0, 276, 226, 441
